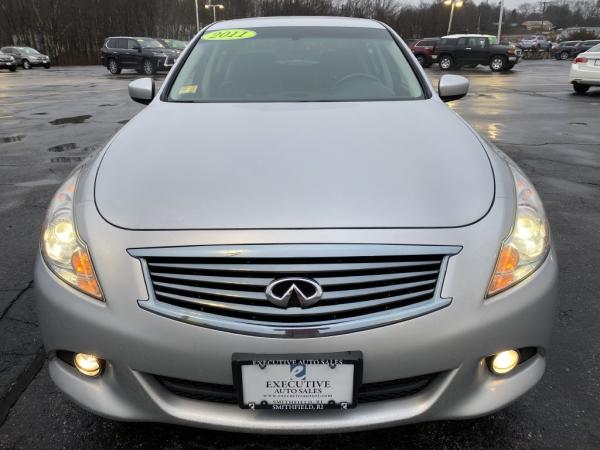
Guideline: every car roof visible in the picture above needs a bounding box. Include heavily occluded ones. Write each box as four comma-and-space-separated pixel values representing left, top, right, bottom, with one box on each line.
208, 16, 384, 30
443, 34, 493, 38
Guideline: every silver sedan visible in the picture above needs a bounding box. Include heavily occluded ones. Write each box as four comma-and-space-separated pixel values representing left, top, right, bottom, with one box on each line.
35, 16, 557, 433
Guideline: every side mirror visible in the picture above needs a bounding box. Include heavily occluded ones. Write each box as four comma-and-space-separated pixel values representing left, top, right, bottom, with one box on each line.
136, 46, 142, 53
129, 78, 155, 105
438, 74, 469, 102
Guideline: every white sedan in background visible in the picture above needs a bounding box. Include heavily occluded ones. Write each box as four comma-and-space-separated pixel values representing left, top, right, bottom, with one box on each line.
570, 43, 600, 94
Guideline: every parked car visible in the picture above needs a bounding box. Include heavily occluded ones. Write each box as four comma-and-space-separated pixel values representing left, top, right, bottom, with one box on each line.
518, 35, 552, 51
552, 41, 582, 60
573, 40, 600, 57
0, 51, 17, 72
101, 37, 181, 75
570, 42, 600, 94
433, 34, 522, 71
157, 38, 188, 51
0, 46, 50, 69
36, 16, 557, 433
409, 38, 439, 67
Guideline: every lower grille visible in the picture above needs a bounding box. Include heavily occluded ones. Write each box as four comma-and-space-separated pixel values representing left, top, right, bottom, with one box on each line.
155, 373, 438, 405
130, 244, 460, 337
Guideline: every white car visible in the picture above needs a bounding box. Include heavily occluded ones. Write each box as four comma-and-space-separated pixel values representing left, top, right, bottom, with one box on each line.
570, 43, 600, 94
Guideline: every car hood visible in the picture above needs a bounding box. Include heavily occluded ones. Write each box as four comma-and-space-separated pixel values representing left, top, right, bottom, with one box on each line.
95, 100, 495, 230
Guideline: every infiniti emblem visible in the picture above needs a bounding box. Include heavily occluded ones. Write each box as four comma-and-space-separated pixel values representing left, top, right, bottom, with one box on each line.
265, 278, 323, 308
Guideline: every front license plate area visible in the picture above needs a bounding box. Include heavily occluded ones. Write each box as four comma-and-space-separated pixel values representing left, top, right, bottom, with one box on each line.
233, 352, 362, 410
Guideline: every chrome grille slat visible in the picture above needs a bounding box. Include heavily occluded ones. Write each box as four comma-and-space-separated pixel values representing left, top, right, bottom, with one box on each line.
131, 244, 461, 337
155, 288, 436, 317
147, 260, 441, 274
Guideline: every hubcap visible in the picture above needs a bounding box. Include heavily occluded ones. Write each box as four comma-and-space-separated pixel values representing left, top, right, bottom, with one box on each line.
561, 52, 568, 60
144, 62, 153, 73
492, 58, 503, 70
441, 58, 450, 69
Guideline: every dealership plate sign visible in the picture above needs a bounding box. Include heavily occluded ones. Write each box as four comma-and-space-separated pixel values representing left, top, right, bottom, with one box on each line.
233, 353, 362, 410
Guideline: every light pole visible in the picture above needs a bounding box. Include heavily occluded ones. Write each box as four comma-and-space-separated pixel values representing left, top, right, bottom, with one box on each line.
497, 0, 504, 42
444, 0, 464, 35
195, 0, 200, 32
205, 1, 224, 22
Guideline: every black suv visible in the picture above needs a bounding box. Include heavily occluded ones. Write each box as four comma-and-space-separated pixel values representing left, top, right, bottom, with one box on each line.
552, 41, 581, 60
101, 37, 181, 75
433, 35, 522, 72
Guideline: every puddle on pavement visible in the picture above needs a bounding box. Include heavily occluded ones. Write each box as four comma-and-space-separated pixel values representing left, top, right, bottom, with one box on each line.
47, 143, 77, 152
99, 104, 115, 107
569, 122, 587, 126
49, 115, 92, 125
32, 112, 48, 116
51, 156, 84, 163
0, 134, 25, 143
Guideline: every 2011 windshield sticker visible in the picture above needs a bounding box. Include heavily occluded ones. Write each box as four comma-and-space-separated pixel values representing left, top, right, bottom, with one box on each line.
201, 29, 257, 41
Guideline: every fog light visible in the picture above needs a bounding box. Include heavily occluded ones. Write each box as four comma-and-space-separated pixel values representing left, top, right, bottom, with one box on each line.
74, 353, 102, 377
491, 350, 520, 374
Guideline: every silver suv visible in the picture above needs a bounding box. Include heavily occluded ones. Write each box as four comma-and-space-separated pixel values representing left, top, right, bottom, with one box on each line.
35, 17, 557, 433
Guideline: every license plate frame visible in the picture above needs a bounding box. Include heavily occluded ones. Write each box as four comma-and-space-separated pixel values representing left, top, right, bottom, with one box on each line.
232, 352, 363, 410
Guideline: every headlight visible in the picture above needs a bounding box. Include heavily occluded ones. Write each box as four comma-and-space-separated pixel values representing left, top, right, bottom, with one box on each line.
487, 162, 550, 297
41, 170, 103, 300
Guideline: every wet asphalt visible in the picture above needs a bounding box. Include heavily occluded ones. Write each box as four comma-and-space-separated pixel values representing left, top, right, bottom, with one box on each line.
0, 61, 599, 449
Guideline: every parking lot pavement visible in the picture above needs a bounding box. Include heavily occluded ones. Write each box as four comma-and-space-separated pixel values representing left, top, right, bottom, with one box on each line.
0, 60, 599, 449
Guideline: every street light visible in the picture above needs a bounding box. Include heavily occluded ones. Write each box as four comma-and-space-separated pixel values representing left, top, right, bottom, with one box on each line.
205, 1, 225, 23
443, 0, 464, 35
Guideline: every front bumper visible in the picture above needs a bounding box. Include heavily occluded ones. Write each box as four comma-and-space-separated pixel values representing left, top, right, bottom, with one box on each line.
0, 61, 15, 68
35, 240, 558, 432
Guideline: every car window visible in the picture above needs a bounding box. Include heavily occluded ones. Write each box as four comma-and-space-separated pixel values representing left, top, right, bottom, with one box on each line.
415, 40, 424, 47
457, 38, 467, 48
20, 48, 40, 55
128, 39, 140, 50
136, 38, 164, 49
590, 43, 600, 52
422, 40, 436, 47
467, 37, 487, 48
168, 26, 424, 103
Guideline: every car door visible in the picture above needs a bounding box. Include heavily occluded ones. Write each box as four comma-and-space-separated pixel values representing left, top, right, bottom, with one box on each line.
466, 37, 489, 64
126, 39, 143, 67
454, 37, 470, 64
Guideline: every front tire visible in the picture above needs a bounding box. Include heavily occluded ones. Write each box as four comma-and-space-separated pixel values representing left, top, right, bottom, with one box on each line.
43, 64, 50, 69
107, 58, 121, 75
9, 66, 16, 72
22, 59, 31, 69
439, 55, 453, 71
573, 83, 590, 94
490, 56, 507, 72
559, 51, 569, 60
415, 55, 426, 67
142, 59, 156, 76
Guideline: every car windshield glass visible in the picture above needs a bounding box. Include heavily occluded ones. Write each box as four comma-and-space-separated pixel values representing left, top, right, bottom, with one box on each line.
164, 39, 186, 49
136, 39, 164, 49
168, 26, 424, 103
590, 43, 600, 52
21, 48, 40, 55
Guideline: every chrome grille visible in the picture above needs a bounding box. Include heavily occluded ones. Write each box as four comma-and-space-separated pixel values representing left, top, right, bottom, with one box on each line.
130, 245, 460, 337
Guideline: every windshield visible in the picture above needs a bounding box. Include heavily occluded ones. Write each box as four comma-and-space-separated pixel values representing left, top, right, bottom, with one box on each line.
163, 39, 186, 50
590, 43, 600, 52
20, 47, 40, 55
168, 26, 423, 103
136, 38, 164, 49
